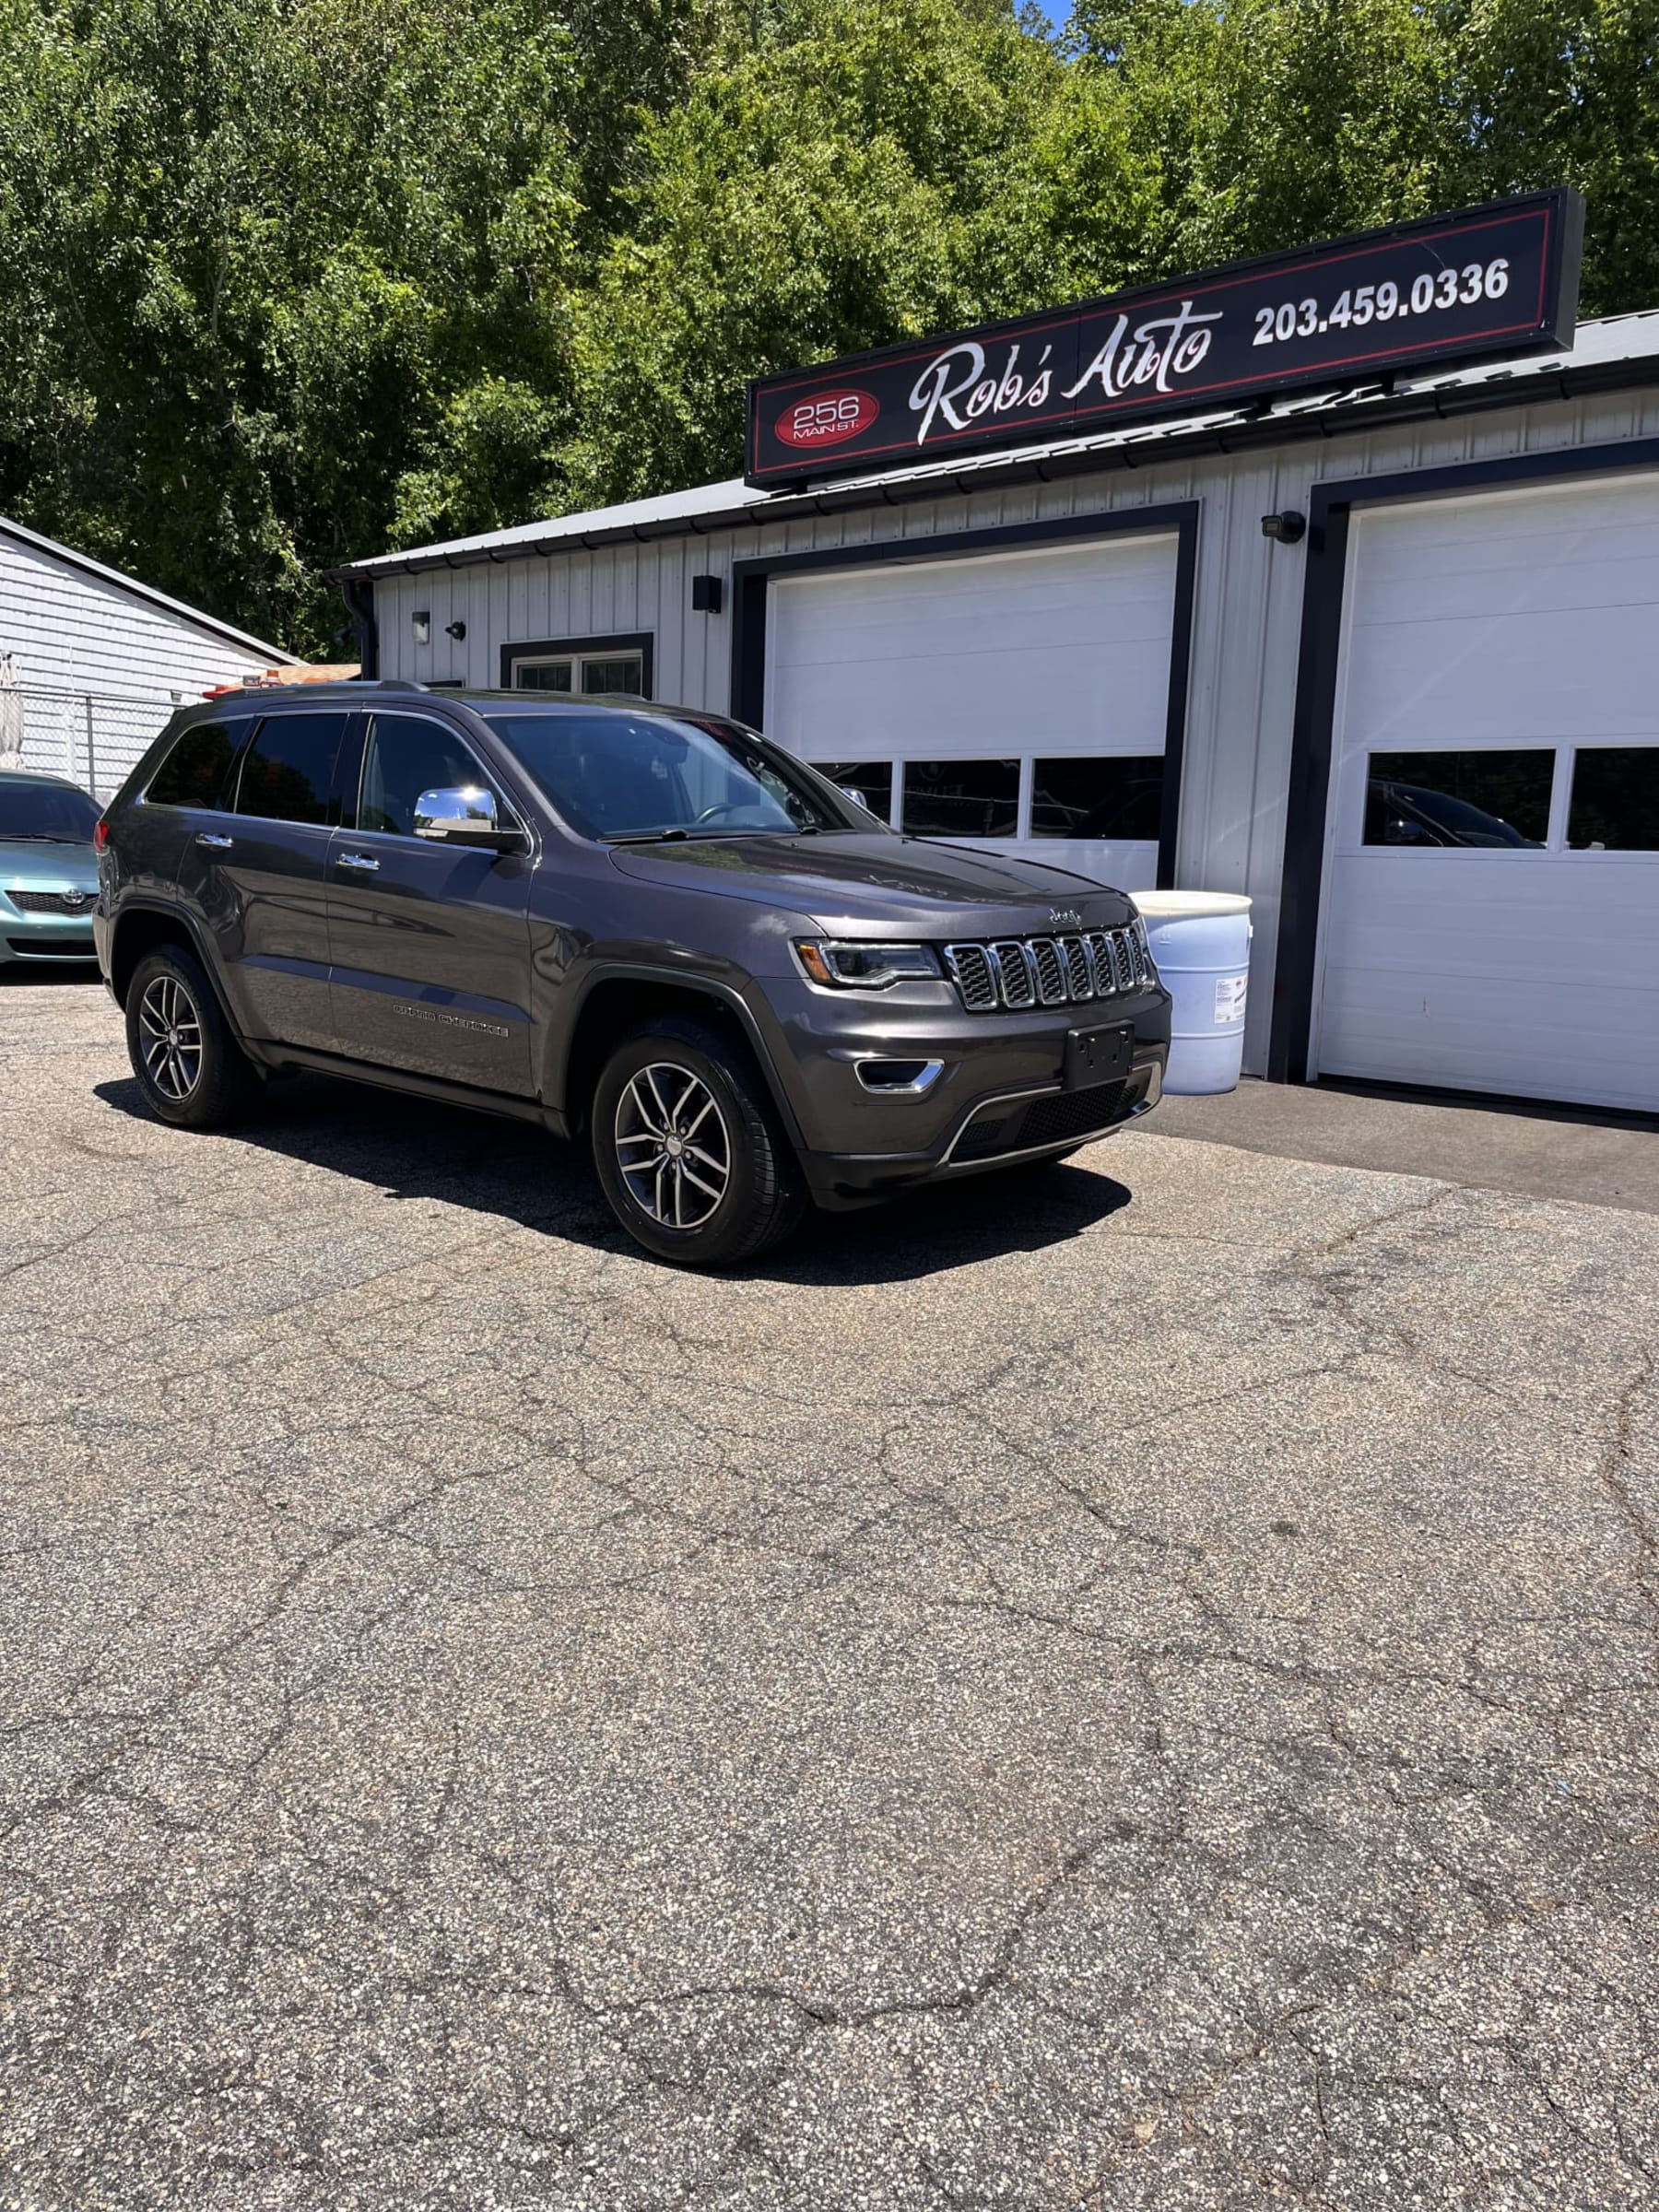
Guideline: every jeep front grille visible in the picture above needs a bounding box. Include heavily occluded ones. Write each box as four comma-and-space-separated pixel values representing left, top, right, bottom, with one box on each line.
942, 924, 1153, 1014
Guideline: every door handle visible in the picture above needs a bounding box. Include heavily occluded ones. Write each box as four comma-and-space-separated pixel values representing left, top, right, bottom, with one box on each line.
194, 831, 234, 850
335, 852, 380, 873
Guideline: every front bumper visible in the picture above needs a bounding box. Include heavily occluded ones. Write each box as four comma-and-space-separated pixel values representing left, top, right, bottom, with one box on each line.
752, 971, 1171, 1208
1, 909, 99, 963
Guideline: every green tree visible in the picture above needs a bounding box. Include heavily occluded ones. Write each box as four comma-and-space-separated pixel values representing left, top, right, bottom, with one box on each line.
1066, 0, 1659, 312
559, 0, 1086, 506
0, 0, 581, 650
0, 0, 1653, 649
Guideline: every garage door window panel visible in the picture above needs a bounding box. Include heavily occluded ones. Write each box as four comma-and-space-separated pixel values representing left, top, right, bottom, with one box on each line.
1032, 756, 1163, 841
813, 761, 893, 822
902, 759, 1019, 840
1566, 747, 1659, 852
1362, 750, 1554, 848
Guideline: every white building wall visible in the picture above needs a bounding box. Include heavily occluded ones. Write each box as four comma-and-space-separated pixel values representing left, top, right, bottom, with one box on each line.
0, 523, 291, 797
371, 386, 1659, 1074
0, 526, 283, 702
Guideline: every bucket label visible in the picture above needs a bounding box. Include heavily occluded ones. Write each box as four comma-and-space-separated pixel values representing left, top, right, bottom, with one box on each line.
1215, 974, 1248, 1026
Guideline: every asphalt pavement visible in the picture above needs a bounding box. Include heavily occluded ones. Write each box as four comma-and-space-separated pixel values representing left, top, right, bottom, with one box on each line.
3, 978, 1656, 2210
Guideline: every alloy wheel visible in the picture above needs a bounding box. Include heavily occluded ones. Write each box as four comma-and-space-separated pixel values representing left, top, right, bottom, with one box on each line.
136, 973, 204, 1102
614, 1061, 732, 1230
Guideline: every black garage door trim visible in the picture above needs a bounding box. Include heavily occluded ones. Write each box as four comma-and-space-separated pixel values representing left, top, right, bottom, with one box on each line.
729, 504, 1200, 890
1270, 434, 1659, 1085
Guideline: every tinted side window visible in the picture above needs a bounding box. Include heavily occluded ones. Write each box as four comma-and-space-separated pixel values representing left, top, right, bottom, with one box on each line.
147, 718, 251, 809
359, 714, 500, 837
234, 713, 348, 826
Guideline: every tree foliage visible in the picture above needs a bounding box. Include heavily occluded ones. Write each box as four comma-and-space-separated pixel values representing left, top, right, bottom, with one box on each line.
0, 0, 1653, 650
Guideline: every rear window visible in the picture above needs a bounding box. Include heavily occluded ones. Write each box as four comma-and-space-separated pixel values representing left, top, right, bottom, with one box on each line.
233, 712, 349, 826
146, 718, 251, 809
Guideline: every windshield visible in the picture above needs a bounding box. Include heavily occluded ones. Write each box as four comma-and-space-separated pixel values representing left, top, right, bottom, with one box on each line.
481, 709, 876, 842
0, 778, 100, 841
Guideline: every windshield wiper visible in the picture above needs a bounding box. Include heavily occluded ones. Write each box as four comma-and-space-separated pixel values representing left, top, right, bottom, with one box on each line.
605, 828, 691, 845
6, 831, 93, 843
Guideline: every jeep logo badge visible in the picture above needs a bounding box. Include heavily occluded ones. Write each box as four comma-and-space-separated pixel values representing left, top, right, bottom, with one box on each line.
1049, 907, 1083, 929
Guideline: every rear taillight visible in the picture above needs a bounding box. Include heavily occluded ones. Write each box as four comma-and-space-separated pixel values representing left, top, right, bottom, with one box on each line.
93, 818, 110, 853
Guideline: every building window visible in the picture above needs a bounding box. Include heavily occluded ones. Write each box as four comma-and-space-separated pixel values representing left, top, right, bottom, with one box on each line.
811, 760, 893, 821
502, 633, 653, 699
1363, 750, 1553, 848
1566, 747, 1659, 852
901, 759, 1019, 840
1031, 755, 1164, 841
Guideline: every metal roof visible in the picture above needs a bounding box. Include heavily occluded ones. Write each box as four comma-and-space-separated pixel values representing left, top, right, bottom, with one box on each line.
0, 512, 298, 661
334, 308, 1659, 581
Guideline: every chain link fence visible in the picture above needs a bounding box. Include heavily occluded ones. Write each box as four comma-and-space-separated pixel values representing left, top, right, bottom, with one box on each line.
0, 687, 173, 805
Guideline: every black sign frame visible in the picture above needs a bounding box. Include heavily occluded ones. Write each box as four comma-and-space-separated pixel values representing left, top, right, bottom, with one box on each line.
745, 190, 1583, 490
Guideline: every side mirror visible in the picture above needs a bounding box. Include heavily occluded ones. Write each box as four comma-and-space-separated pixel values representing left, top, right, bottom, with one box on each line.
413, 785, 522, 850
838, 785, 876, 815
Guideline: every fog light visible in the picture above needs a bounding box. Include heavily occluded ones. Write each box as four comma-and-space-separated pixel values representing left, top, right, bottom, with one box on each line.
855, 1058, 944, 1095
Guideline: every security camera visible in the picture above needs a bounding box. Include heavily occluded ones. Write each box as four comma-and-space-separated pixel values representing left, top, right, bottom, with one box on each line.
1261, 510, 1307, 545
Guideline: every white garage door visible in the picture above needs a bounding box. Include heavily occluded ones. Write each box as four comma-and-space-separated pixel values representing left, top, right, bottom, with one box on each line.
763, 534, 1179, 889
1313, 472, 1659, 1112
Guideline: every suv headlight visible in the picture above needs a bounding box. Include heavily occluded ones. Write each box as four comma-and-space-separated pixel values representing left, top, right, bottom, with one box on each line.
793, 939, 941, 990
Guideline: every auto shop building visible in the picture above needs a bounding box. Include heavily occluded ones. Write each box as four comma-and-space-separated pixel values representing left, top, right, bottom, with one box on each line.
335, 194, 1659, 1114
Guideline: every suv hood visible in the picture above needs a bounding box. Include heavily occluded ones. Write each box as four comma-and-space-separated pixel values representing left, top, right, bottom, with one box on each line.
607, 832, 1137, 934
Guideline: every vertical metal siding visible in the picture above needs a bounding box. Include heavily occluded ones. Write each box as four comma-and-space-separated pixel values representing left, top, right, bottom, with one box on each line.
371, 388, 1659, 1072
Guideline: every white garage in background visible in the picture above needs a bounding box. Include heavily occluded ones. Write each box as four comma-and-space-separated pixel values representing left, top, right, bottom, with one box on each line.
1312, 473, 1659, 1112
762, 532, 1181, 888
335, 296, 1659, 1110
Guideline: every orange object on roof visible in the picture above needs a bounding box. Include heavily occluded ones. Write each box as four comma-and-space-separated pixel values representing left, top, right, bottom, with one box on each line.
203, 663, 359, 698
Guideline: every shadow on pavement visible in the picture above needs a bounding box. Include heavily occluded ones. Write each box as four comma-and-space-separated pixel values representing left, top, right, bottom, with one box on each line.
94, 1068, 1135, 1284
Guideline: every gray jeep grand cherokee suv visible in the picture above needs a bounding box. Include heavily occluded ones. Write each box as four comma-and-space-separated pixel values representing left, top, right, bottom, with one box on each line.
95, 682, 1169, 1265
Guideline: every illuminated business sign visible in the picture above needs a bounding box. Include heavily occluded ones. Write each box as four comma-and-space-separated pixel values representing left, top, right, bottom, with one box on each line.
745, 190, 1583, 489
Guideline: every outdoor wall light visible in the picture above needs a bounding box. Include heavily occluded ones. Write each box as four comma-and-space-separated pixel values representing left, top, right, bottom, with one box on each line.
411, 609, 430, 645
445, 619, 467, 641
690, 573, 724, 615
1261, 510, 1307, 545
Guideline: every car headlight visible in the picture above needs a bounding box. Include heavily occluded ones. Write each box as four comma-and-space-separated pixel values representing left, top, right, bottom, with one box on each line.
793, 939, 941, 989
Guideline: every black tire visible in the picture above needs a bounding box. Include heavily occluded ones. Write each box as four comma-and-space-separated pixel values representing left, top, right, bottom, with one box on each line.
124, 944, 262, 1129
591, 1017, 806, 1267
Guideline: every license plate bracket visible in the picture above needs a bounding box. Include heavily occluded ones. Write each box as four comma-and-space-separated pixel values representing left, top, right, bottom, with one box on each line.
1064, 1021, 1134, 1089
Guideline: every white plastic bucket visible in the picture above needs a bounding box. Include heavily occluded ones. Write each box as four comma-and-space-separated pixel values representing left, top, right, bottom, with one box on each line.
1130, 890, 1253, 1095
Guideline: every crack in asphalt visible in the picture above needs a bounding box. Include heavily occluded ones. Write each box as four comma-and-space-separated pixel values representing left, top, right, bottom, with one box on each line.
4, 994, 1658, 2209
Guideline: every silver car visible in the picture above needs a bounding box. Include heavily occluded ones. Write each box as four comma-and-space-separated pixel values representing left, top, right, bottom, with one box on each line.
0, 771, 101, 970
